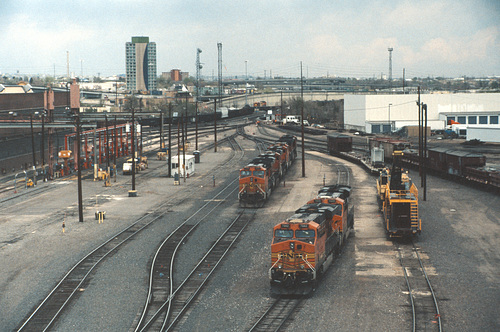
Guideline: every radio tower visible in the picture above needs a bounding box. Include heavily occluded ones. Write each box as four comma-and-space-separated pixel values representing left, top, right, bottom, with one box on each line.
388, 47, 393, 90
217, 42, 222, 107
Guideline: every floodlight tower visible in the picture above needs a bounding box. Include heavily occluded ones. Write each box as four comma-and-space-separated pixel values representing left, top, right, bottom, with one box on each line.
388, 47, 393, 90
217, 42, 222, 107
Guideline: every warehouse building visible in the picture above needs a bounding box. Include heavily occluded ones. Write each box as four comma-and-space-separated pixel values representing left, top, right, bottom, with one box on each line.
344, 93, 500, 135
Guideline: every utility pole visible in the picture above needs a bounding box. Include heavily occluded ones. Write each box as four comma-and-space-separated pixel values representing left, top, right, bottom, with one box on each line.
182, 112, 186, 182
41, 109, 46, 182
388, 103, 392, 133
185, 92, 189, 150
114, 116, 117, 182
280, 91, 283, 122
160, 112, 164, 153
168, 103, 172, 178
418, 86, 423, 185
300, 61, 305, 178
423, 103, 428, 201
245, 60, 248, 106
30, 114, 37, 185
196, 48, 202, 151
214, 98, 218, 152
130, 103, 136, 195
177, 112, 181, 180
75, 113, 83, 222
105, 115, 110, 180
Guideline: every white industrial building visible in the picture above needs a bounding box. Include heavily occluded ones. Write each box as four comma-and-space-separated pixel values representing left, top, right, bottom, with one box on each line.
344, 93, 500, 136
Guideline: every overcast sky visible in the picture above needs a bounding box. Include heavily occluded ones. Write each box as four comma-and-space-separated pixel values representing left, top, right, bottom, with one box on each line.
1, 0, 499, 79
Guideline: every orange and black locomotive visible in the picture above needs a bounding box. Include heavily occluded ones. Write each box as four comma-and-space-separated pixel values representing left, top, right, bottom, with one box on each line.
269, 185, 354, 295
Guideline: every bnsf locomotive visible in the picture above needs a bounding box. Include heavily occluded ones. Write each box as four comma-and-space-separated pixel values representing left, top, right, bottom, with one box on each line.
238, 135, 297, 207
269, 185, 354, 295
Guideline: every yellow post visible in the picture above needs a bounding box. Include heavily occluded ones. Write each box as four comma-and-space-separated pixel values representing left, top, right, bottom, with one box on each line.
62, 221, 66, 233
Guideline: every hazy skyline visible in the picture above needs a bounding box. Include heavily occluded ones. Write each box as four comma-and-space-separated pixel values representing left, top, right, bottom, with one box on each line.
1, 0, 499, 80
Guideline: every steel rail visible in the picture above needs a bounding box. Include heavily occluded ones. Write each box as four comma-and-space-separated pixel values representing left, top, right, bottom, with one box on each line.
413, 241, 442, 332
249, 297, 303, 332
135, 132, 247, 331
164, 210, 255, 331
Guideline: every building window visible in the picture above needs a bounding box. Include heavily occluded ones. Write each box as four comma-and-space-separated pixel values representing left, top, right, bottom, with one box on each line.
457, 116, 466, 124
479, 116, 488, 124
447, 116, 455, 124
491, 116, 499, 124
468, 116, 477, 124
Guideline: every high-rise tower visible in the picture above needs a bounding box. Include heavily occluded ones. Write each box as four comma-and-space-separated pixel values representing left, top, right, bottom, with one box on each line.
126, 36, 157, 92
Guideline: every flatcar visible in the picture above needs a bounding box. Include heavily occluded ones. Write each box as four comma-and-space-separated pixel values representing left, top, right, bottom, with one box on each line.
269, 185, 354, 295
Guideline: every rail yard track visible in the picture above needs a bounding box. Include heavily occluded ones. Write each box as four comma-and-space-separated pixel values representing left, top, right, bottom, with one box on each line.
249, 297, 304, 332
396, 240, 442, 332
16, 130, 249, 331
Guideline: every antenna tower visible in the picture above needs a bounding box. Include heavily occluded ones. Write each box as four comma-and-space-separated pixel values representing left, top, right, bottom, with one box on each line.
388, 47, 393, 90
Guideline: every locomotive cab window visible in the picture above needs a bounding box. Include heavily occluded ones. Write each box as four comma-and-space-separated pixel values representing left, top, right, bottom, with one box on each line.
295, 230, 315, 244
274, 229, 293, 238
253, 170, 265, 178
295, 230, 315, 238
240, 170, 251, 178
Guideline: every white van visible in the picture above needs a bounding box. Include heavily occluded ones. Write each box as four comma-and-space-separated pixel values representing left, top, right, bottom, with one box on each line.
283, 115, 301, 125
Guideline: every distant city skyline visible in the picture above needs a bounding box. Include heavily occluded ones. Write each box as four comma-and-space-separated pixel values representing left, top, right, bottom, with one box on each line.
1, 0, 499, 79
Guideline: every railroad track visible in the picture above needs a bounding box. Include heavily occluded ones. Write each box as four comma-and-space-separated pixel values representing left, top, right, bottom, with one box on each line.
134, 132, 248, 331
249, 297, 304, 332
15, 131, 249, 332
397, 241, 442, 332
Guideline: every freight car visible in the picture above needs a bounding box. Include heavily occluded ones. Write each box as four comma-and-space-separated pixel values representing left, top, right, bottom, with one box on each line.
269, 185, 354, 295
379, 151, 421, 237
327, 132, 499, 192
327, 132, 352, 154
238, 135, 297, 207
400, 147, 499, 191
139, 105, 255, 126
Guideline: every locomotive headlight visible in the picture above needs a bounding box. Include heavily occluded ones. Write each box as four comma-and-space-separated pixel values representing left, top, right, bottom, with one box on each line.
290, 242, 295, 250
278, 264, 282, 269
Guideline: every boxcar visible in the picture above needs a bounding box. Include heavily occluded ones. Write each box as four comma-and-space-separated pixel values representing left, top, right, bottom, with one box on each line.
327, 133, 352, 154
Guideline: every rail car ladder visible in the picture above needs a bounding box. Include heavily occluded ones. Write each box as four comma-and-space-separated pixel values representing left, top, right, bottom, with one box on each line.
410, 201, 419, 230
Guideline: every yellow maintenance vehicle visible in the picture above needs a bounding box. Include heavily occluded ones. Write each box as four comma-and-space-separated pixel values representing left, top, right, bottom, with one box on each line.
381, 151, 421, 237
